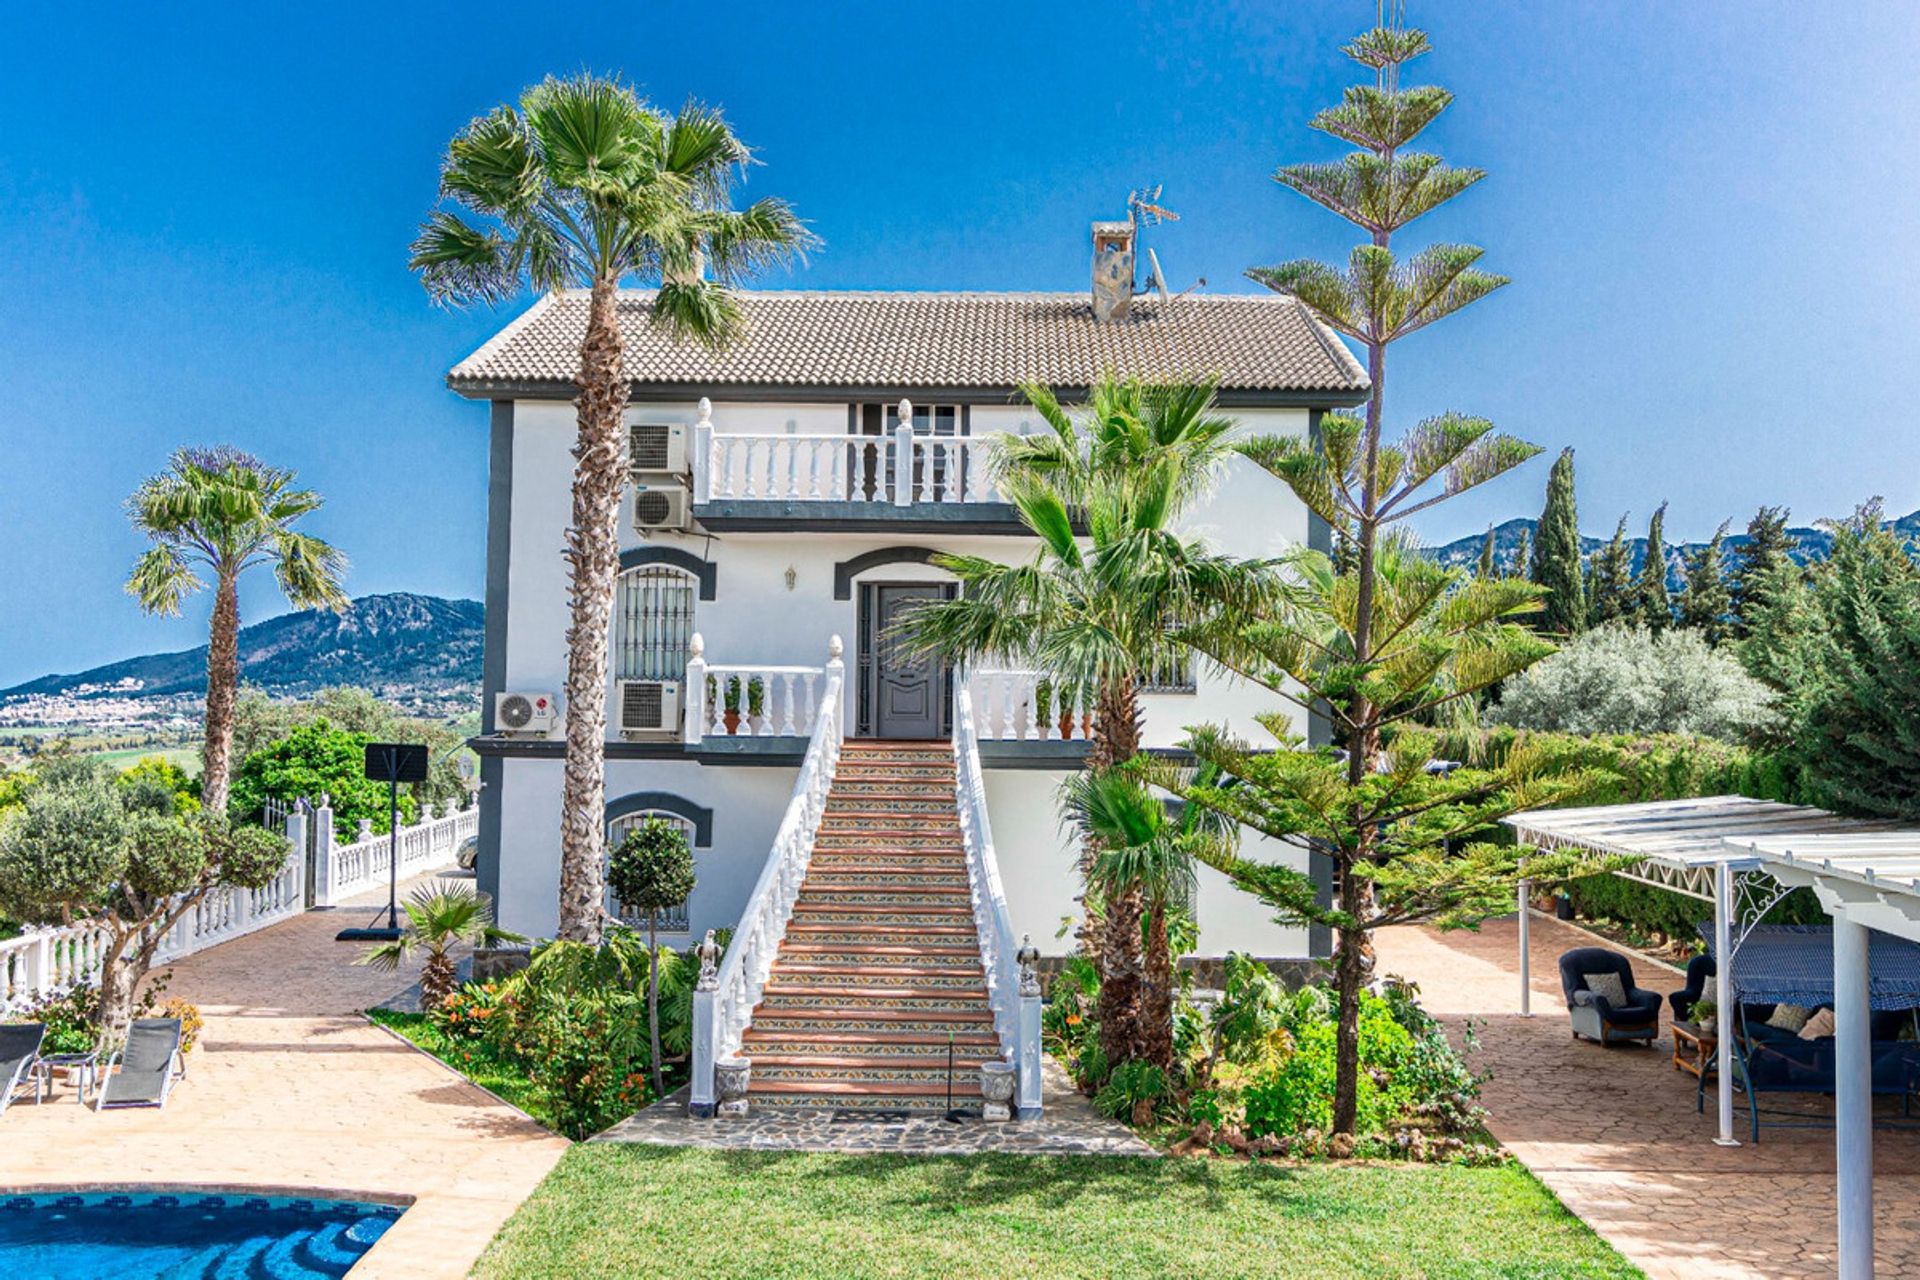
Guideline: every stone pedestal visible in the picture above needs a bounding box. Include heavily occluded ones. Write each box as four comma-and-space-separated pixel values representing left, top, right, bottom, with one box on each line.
980, 1060, 1017, 1122
716, 1056, 752, 1118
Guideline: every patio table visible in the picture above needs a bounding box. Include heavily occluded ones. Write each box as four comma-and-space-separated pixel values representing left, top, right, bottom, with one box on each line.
1672, 1022, 1717, 1080
35, 1051, 99, 1102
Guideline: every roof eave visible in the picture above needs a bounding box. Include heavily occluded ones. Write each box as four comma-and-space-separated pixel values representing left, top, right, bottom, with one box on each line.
446, 376, 1371, 408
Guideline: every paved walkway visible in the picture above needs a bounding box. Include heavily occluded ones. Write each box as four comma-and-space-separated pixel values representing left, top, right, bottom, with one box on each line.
1375, 913, 1920, 1279
599, 1055, 1154, 1155
0, 873, 569, 1279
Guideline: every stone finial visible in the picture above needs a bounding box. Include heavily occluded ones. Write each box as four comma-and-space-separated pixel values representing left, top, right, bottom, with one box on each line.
827, 634, 844, 661
695, 929, 722, 991
356, 818, 374, 842
689, 631, 705, 659
697, 396, 713, 427
1017, 934, 1042, 998
317, 792, 331, 809
897, 397, 913, 426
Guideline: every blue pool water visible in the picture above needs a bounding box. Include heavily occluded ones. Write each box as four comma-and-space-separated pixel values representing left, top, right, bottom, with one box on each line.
0, 1191, 402, 1279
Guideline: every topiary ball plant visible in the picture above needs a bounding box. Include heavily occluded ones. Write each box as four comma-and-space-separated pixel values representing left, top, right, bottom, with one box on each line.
608, 817, 697, 1096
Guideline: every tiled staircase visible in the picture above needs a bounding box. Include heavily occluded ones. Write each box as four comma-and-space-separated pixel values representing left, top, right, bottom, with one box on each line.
741, 740, 998, 1114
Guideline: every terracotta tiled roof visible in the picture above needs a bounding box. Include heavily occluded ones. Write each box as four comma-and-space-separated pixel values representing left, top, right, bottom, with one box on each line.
447, 290, 1368, 398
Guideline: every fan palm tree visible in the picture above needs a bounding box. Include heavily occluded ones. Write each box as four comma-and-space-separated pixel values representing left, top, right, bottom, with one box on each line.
1059, 766, 1233, 1075
411, 73, 811, 942
359, 884, 525, 1011
893, 376, 1281, 1069
125, 447, 349, 814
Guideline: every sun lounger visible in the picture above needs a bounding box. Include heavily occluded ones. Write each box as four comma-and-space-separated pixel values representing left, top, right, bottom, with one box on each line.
95, 1018, 183, 1111
0, 1023, 45, 1114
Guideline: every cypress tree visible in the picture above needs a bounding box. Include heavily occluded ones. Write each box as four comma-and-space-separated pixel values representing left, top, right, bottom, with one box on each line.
1731, 505, 1796, 638
1678, 522, 1734, 644
1476, 526, 1496, 578
1509, 527, 1530, 581
1586, 515, 1634, 626
1635, 502, 1672, 631
1530, 447, 1583, 633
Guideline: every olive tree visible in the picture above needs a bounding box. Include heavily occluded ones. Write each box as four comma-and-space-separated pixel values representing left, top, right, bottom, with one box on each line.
0, 761, 288, 1030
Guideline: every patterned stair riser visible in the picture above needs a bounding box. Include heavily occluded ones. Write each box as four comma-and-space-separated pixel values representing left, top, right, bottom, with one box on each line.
790, 910, 973, 929
752, 1060, 1000, 1086
807, 853, 968, 871
803, 871, 970, 890
771, 970, 983, 990
823, 796, 958, 814
759, 991, 988, 1015
747, 1013, 995, 1036
812, 834, 964, 853
782, 930, 977, 950
742, 1034, 1002, 1057
778, 949, 982, 969
748, 1092, 981, 1115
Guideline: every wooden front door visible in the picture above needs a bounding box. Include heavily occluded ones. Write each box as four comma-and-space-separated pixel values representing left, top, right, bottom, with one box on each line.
858, 582, 955, 739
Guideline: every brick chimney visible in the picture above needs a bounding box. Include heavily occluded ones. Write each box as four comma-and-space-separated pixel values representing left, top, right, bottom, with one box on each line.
1090, 220, 1135, 322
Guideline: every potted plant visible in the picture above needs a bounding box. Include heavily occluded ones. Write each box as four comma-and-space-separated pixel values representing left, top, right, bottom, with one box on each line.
1057, 678, 1079, 740
1555, 890, 1575, 920
1034, 678, 1053, 737
1690, 997, 1718, 1035
722, 676, 743, 735
746, 676, 767, 733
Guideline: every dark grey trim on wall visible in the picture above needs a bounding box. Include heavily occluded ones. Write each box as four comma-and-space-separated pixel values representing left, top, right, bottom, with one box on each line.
476, 755, 504, 907
699, 500, 1026, 535
605, 791, 714, 847
833, 546, 939, 600
619, 545, 718, 600
482, 401, 515, 734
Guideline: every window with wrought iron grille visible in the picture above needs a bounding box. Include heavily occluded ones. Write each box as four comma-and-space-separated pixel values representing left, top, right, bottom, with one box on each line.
614, 565, 697, 681
604, 810, 693, 932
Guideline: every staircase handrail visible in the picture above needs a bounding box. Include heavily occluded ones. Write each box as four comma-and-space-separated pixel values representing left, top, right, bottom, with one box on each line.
953, 679, 1044, 1116
689, 650, 844, 1115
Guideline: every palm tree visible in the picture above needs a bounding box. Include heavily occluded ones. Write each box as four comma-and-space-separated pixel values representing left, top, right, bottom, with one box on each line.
411, 73, 811, 942
893, 376, 1279, 1070
126, 447, 348, 814
1059, 767, 1233, 1076
359, 884, 525, 1011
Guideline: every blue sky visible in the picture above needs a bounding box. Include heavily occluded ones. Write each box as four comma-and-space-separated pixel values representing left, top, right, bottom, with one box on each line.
2, 1, 1917, 688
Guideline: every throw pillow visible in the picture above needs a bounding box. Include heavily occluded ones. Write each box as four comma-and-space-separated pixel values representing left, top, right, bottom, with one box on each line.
1583, 971, 1628, 1007
1767, 1004, 1812, 1033
1798, 1008, 1837, 1040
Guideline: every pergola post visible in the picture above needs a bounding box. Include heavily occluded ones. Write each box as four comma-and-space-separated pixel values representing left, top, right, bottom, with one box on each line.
1517, 874, 1531, 1017
1833, 912, 1874, 1279
1713, 859, 1738, 1147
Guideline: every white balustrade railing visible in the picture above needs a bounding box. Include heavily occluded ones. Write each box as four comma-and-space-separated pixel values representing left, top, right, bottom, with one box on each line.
693, 397, 1006, 507
966, 668, 1100, 742
953, 682, 1045, 1117
0, 799, 479, 1012
318, 801, 477, 906
689, 646, 846, 1116
682, 634, 841, 745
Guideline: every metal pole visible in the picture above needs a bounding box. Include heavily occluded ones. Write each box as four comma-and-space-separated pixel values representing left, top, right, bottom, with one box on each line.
1517, 876, 1532, 1017
1714, 860, 1738, 1146
387, 775, 400, 929
1833, 912, 1874, 1279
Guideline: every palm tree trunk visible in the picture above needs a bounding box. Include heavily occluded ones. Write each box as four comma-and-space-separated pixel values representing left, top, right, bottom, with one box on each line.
423, 948, 457, 1011
199, 569, 242, 815
1087, 675, 1145, 1071
1142, 899, 1174, 1075
556, 276, 629, 944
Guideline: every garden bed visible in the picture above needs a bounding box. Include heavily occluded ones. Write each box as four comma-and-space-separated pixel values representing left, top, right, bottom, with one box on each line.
474, 1145, 1639, 1279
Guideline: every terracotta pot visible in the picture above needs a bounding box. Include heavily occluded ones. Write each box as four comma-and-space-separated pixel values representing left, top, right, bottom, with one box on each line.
723, 709, 742, 735
1059, 711, 1075, 739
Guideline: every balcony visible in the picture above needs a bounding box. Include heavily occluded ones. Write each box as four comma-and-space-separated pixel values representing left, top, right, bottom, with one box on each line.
690, 399, 1022, 533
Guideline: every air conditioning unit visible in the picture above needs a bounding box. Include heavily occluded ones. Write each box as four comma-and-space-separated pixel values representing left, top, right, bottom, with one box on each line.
633, 483, 693, 533
494, 691, 557, 736
618, 679, 682, 739
629, 422, 689, 475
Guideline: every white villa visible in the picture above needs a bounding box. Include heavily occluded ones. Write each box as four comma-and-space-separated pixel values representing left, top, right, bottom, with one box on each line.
455, 222, 1368, 980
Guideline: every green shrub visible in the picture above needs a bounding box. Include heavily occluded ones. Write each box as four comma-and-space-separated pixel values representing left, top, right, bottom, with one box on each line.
1094, 1060, 1169, 1122
228, 719, 419, 837
1428, 726, 1808, 809
1564, 872, 1823, 949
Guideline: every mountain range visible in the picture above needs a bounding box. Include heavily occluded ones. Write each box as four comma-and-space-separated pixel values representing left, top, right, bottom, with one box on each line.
1426, 508, 1920, 587
0, 593, 483, 703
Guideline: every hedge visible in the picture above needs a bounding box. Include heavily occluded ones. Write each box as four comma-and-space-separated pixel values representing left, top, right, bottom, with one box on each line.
1427, 728, 1824, 947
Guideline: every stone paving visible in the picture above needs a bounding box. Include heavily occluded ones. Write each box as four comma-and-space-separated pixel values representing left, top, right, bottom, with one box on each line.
599, 1055, 1155, 1156
1374, 912, 1920, 1280
0, 872, 569, 1279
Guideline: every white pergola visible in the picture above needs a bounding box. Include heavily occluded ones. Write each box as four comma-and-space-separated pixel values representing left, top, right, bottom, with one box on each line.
1505, 798, 1905, 1142
1732, 832, 1920, 1280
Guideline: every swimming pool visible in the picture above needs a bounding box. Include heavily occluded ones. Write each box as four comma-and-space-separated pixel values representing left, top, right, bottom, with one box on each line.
0, 1190, 403, 1279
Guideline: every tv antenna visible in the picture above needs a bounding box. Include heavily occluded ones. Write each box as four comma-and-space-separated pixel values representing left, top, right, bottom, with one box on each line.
1128, 186, 1180, 301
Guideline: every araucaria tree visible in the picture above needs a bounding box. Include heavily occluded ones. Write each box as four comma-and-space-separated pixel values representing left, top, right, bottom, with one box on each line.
607, 816, 697, 1095
1634, 502, 1672, 631
126, 448, 348, 815
894, 377, 1278, 1074
412, 74, 810, 942
1678, 522, 1733, 644
0, 758, 290, 1029
1182, 14, 1587, 1139
1529, 448, 1584, 635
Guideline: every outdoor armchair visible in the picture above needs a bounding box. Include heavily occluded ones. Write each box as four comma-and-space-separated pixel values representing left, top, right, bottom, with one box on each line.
1, 1023, 45, 1115
95, 1018, 183, 1112
1560, 947, 1662, 1045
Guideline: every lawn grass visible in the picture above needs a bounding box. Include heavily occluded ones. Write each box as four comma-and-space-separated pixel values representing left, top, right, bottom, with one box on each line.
475, 1144, 1640, 1280
365, 1009, 549, 1129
